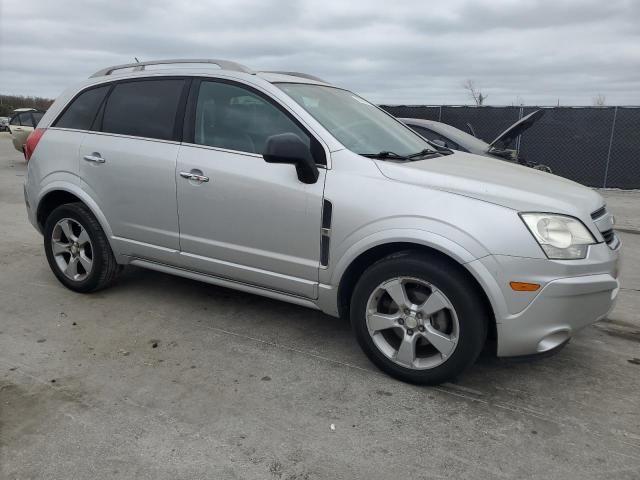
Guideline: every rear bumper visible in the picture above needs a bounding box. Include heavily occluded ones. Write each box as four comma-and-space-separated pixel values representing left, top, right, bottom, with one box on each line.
24, 183, 39, 232
467, 242, 620, 357
12, 135, 23, 153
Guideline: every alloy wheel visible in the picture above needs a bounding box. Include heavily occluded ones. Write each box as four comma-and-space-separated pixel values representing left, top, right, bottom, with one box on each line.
51, 218, 93, 281
366, 277, 460, 370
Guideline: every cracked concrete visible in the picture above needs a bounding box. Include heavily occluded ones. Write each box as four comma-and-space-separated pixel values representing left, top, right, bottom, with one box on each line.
0, 132, 638, 479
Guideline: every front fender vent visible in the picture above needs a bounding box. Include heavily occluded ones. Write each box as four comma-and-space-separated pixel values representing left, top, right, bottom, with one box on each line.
591, 206, 607, 220
320, 199, 332, 267
322, 199, 333, 229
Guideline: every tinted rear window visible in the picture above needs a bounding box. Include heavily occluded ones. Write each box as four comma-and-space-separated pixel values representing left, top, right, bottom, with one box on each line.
32, 111, 44, 126
102, 79, 185, 141
55, 86, 109, 130
18, 112, 35, 127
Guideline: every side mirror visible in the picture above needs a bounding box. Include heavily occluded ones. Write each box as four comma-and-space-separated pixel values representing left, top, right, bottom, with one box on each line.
263, 133, 319, 184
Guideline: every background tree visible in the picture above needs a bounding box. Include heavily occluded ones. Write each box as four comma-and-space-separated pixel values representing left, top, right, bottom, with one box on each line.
0, 94, 54, 117
463, 80, 488, 106
593, 93, 606, 106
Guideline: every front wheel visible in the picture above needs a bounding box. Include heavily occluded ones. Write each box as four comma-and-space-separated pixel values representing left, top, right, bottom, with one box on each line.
350, 252, 488, 385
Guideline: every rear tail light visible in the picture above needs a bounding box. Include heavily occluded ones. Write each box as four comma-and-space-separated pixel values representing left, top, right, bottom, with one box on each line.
24, 128, 46, 162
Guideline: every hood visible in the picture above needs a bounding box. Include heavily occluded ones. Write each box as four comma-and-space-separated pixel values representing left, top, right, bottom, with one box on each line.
374, 150, 603, 217
488, 109, 545, 150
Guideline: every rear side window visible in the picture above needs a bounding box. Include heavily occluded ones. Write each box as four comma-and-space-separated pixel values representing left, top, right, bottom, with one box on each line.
9, 115, 20, 126
55, 86, 109, 130
32, 112, 44, 126
102, 79, 185, 141
18, 112, 35, 127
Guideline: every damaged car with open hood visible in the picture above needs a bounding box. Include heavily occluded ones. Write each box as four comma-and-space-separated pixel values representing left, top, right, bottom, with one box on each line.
401, 110, 552, 172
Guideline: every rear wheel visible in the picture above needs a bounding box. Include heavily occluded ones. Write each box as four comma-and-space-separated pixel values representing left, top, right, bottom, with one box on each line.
44, 203, 120, 293
350, 252, 488, 385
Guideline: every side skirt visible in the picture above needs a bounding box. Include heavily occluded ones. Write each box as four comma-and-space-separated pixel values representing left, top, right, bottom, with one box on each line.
128, 257, 322, 311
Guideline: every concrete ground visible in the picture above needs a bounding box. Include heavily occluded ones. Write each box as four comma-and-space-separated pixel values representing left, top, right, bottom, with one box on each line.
0, 131, 638, 479
599, 189, 640, 234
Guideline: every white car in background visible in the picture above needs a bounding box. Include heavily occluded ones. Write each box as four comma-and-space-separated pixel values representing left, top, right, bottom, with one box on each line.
9, 108, 44, 155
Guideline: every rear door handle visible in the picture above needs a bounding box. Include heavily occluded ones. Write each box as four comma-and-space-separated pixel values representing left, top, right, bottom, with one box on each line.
83, 153, 105, 164
179, 171, 209, 183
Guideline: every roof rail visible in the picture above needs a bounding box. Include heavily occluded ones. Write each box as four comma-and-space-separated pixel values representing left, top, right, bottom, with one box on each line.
261, 71, 328, 83
90, 59, 254, 78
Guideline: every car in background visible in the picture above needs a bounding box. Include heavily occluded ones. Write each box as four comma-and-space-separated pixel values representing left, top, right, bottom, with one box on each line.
401, 110, 552, 172
8, 109, 45, 155
0, 117, 9, 132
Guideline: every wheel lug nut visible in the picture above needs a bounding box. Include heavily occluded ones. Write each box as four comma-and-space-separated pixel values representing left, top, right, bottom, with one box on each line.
416, 313, 423, 320
418, 325, 425, 332
403, 308, 410, 315
407, 329, 414, 335
398, 318, 404, 325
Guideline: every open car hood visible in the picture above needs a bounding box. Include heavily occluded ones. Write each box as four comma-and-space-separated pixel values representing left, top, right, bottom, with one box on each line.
488, 109, 545, 150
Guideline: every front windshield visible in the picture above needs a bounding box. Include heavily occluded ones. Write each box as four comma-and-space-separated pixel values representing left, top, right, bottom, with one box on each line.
277, 83, 430, 157
426, 121, 491, 152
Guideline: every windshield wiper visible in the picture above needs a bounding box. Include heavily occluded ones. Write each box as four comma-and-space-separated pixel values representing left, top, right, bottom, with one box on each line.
360, 151, 410, 160
425, 140, 454, 155
407, 148, 438, 159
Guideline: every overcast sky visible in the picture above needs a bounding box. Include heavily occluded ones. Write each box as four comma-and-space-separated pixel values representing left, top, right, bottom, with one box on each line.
1, 0, 638, 105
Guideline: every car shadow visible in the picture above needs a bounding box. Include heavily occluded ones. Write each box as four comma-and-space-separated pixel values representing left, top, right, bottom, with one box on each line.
107, 266, 607, 397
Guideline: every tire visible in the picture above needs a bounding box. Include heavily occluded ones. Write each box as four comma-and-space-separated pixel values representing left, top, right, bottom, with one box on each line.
350, 251, 488, 385
43, 202, 120, 293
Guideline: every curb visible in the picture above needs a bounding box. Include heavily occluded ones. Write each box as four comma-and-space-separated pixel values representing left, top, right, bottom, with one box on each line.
615, 227, 640, 235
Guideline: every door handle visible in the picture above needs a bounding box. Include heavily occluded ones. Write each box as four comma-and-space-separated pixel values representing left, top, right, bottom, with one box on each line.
83, 153, 105, 164
179, 171, 209, 183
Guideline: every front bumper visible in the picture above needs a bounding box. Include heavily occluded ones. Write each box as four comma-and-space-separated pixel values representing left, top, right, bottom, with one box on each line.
468, 241, 620, 357
495, 272, 619, 356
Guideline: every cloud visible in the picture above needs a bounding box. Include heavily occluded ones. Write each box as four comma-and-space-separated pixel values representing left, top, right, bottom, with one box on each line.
0, 0, 638, 105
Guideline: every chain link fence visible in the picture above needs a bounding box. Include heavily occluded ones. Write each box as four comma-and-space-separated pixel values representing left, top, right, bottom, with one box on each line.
381, 105, 640, 189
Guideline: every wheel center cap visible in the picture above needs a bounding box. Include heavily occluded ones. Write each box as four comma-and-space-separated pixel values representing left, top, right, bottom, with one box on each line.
404, 315, 418, 329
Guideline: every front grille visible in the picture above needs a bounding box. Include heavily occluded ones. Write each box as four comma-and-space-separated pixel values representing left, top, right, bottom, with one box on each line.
591, 206, 607, 220
601, 229, 615, 245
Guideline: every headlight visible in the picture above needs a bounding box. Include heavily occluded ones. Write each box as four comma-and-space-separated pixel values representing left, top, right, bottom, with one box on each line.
520, 213, 596, 260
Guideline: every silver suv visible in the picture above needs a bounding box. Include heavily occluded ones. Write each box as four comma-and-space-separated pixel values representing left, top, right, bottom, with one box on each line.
24, 59, 620, 384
